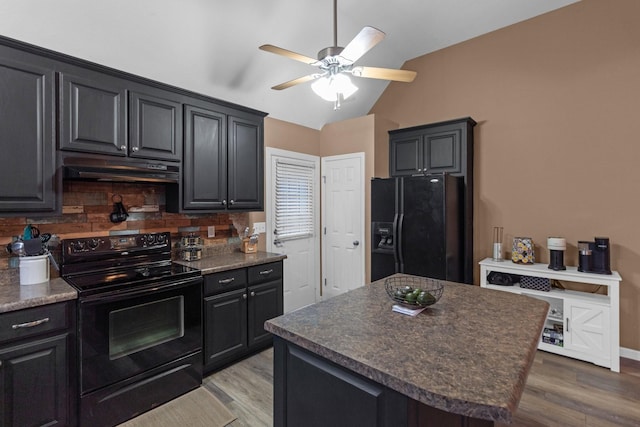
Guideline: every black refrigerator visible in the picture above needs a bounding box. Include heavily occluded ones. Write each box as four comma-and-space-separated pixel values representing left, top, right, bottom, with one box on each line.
371, 174, 466, 283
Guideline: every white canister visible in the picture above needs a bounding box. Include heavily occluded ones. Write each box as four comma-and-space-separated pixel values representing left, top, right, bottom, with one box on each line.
19, 254, 50, 285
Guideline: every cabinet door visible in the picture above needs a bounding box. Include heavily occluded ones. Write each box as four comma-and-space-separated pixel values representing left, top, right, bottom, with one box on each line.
248, 280, 283, 349
59, 71, 128, 156
0, 55, 55, 213
0, 334, 69, 426
204, 288, 248, 369
183, 104, 227, 210
129, 90, 182, 162
227, 114, 263, 210
274, 339, 407, 427
389, 133, 422, 176
564, 300, 611, 359
422, 127, 462, 175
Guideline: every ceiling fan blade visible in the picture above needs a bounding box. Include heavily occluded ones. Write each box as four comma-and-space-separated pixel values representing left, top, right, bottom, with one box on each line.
259, 44, 318, 65
271, 74, 319, 90
340, 26, 385, 63
352, 66, 417, 83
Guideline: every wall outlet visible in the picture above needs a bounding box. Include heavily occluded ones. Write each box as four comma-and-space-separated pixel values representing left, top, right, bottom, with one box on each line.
207, 226, 215, 238
253, 222, 266, 234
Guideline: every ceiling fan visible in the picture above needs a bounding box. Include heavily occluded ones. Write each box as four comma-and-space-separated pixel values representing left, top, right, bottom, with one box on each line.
259, 0, 417, 109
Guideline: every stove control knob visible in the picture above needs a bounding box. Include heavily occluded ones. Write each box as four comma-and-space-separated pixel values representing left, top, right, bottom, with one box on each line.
72, 241, 86, 252
146, 234, 155, 245
87, 238, 101, 250
156, 234, 166, 245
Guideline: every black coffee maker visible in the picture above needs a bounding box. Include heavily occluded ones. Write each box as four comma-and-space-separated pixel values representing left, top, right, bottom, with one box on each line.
578, 237, 611, 274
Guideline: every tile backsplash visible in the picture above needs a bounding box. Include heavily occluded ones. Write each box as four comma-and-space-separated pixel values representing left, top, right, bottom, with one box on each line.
0, 181, 248, 269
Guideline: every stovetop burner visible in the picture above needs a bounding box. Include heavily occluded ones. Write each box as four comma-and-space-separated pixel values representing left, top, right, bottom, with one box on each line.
60, 232, 201, 297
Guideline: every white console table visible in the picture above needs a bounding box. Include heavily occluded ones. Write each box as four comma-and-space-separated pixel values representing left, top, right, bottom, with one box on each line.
479, 258, 621, 372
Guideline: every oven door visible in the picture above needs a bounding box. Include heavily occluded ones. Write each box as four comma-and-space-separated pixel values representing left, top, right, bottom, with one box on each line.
79, 276, 202, 394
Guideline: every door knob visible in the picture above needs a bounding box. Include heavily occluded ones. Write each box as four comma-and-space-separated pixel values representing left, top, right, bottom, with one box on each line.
353, 240, 360, 247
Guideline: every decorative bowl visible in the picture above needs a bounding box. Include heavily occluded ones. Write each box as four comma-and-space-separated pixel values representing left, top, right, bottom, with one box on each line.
385, 276, 444, 308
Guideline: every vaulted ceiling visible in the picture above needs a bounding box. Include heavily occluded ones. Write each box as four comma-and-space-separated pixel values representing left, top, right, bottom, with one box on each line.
0, 0, 579, 129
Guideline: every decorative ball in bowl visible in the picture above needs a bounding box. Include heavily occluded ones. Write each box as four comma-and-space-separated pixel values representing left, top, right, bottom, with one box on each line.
385, 276, 444, 308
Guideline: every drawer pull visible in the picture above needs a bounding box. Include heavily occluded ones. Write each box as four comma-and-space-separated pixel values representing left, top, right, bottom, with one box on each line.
12, 317, 50, 329
218, 277, 235, 285
259, 269, 274, 275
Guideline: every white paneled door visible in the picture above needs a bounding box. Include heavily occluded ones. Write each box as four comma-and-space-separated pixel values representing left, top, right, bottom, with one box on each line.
321, 153, 365, 300
266, 148, 320, 313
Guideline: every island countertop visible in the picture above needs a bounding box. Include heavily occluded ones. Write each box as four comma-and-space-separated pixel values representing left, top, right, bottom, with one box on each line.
265, 273, 549, 423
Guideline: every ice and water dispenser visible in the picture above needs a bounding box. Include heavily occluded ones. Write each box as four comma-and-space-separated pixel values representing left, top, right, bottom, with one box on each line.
372, 222, 394, 253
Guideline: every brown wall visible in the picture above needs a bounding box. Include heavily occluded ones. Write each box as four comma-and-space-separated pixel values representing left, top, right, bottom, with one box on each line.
370, 0, 640, 352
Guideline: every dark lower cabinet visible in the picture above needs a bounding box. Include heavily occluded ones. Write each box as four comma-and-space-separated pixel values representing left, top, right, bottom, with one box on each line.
203, 261, 283, 372
204, 288, 248, 366
274, 338, 408, 427
0, 302, 75, 427
0, 49, 56, 214
273, 338, 493, 427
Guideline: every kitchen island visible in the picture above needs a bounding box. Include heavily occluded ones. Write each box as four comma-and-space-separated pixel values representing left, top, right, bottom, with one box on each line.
265, 274, 549, 426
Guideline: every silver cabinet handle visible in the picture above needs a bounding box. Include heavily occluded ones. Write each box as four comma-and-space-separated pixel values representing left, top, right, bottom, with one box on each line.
229, 200, 235, 205
353, 240, 360, 247
119, 145, 126, 151
250, 291, 256, 297
222, 200, 227, 206
12, 317, 50, 329
132, 146, 139, 152
218, 277, 235, 285
242, 293, 247, 300
259, 269, 274, 275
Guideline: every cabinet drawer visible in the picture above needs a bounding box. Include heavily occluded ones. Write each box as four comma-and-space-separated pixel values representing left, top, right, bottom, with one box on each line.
204, 269, 247, 296
248, 262, 283, 284
0, 302, 70, 343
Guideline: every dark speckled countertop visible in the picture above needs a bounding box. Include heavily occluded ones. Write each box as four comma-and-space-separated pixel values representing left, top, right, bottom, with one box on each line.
174, 250, 286, 274
265, 273, 548, 424
0, 268, 77, 314
0, 250, 285, 314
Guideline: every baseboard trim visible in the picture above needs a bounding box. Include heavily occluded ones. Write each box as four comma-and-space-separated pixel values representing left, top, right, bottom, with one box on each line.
621, 346, 640, 362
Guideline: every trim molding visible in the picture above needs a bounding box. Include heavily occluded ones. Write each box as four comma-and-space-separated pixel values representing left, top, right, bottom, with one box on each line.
621, 346, 640, 362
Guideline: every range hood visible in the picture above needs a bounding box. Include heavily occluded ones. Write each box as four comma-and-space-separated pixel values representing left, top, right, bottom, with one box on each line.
62, 156, 179, 184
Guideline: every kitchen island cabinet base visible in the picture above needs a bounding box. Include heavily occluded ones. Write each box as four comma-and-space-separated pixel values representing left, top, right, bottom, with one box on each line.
273, 338, 493, 427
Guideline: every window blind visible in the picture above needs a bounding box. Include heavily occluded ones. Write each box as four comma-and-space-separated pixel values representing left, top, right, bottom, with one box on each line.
275, 160, 314, 241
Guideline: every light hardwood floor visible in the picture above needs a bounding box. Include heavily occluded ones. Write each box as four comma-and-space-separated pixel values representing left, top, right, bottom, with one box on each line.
204, 348, 640, 427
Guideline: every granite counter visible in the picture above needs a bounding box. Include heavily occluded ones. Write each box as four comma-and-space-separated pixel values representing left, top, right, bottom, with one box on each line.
174, 250, 286, 274
265, 273, 549, 426
0, 268, 77, 314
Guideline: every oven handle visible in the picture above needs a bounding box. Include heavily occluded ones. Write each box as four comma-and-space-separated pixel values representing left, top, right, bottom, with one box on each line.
81, 276, 203, 303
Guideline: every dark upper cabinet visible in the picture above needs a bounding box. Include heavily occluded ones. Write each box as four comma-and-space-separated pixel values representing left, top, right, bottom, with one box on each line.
129, 90, 182, 162
0, 53, 56, 214
390, 123, 465, 177
59, 70, 128, 156
182, 104, 227, 210
389, 117, 476, 284
171, 105, 264, 213
227, 114, 264, 210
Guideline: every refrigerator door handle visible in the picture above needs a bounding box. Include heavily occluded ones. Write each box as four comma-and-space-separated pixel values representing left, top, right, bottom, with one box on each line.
396, 213, 404, 272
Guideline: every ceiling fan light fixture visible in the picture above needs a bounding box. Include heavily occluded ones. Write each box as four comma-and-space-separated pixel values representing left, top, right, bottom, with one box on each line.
311, 73, 358, 102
